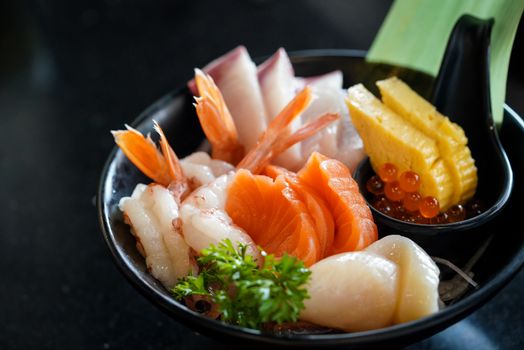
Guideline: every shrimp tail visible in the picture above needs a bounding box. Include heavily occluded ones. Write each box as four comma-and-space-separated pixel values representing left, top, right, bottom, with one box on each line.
153, 121, 186, 182
112, 123, 189, 198
194, 69, 245, 165
153, 121, 191, 201
273, 112, 340, 158
238, 87, 338, 174
112, 125, 173, 186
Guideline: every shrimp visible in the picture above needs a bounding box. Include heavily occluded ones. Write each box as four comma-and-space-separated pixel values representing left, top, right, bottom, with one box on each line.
193, 69, 245, 165
112, 122, 190, 200
113, 123, 228, 289
189, 46, 268, 153
180, 151, 235, 188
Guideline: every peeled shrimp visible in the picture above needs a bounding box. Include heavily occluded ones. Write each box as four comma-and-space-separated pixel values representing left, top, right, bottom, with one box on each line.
300, 235, 440, 331
120, 184, 197, 288
113, 123, 222, 289
181, 151, 235, 187
179, 172, 262, 262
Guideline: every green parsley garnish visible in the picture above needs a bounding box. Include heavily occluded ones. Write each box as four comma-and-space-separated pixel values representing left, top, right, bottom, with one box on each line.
172, 239, 311, 329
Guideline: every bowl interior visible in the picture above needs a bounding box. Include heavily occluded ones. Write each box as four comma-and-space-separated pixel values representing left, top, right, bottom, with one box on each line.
98, 51, 524, 348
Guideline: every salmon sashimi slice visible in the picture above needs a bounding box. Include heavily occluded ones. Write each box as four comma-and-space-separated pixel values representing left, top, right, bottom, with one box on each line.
225, 169, 320, 266
264, 165, 335, 259
297, 152, 378, 254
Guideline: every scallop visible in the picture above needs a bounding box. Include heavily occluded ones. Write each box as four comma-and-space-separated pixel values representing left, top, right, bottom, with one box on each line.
365, 235, 440, 323
300, 251, 398, 332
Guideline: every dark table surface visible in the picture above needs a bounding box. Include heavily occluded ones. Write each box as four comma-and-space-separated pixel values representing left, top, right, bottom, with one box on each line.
1, 1, 523, 349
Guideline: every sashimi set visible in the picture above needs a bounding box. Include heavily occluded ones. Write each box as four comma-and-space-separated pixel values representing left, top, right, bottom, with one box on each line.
111, 46, 482, 333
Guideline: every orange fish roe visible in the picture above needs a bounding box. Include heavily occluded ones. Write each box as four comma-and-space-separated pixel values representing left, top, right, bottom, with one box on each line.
378, 163, 398, 183
419, 196, 440, 218
403, 192, 421, 212
365, 163, 483, 224
399, 171, 420, 193
384, 181, 405, 202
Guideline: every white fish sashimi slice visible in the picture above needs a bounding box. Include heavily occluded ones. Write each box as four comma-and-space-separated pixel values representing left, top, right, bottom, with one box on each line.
296, 70, 343, 89
335, 110, 366, 172
300, 251, 398, 332
300, 71, 343, 166
299, 71, 365, 172
188, 46, 268, 152
119, 184, 196, 288
257, 48, 303, 170
365, 235, 440, 323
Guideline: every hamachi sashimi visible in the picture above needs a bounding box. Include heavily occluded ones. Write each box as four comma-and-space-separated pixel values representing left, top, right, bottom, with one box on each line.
188, 46, 268, 152
258, 48, 303, 169
300, 70, 365, 172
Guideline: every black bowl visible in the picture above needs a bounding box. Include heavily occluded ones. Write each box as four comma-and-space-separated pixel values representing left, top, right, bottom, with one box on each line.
97, 50, 524, 349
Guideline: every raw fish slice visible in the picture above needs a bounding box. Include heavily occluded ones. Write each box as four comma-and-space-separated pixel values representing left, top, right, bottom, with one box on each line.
225, 169, 320, 266
264, 165, 335, 259
188, 46, 268, 152
258, 48, 302, 169
300, 251, 398, 331
300, 71, 342, 163
335, 102, 366, 173
298, 152, 378, 254
300, 71, 365, 172
295, 70, 342, 88
365, 235, 440, 323
258, 48, 296, 121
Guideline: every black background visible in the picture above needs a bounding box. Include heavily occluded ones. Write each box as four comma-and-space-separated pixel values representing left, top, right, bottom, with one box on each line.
1, 1, 523, 349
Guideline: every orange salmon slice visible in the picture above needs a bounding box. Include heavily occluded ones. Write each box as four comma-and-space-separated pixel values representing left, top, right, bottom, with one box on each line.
225, 169, 320, 266
297, 152, 378, 254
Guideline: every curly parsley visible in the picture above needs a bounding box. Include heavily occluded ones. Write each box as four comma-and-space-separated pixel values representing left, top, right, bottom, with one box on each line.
172, 239, 311, 329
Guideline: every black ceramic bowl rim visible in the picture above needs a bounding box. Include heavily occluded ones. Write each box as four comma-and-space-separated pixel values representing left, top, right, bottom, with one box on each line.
97, 49, 524, 347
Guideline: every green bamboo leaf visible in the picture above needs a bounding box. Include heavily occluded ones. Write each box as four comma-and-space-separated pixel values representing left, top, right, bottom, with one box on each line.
368, 0, 524, 124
